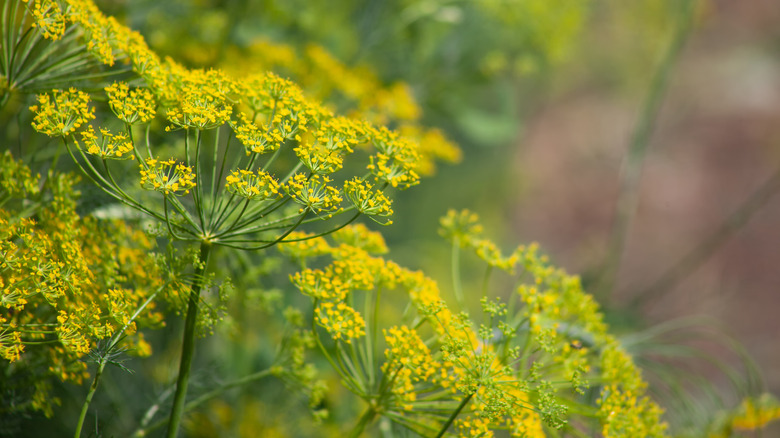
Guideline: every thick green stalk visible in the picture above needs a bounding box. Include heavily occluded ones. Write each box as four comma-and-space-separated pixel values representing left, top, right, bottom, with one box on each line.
165, 241, 212, 438
348, 405, 377, 438
435, 393, 474, 438
74, 358, 107, 438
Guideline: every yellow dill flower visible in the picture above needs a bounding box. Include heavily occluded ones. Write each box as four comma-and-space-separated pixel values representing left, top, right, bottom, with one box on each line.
382, 325, 439, 410
330, 224, 388, 254
165, 70, 235, 130
0, 319, 24, 362
27, 0, 66, 40
439, 209, 484, 244
0, 151, 41, 197
291, 268, 349, 301
315, 301, 365, 343
139, 157, 196, 196
366, 127, 421, 189
230, 112, 283, 155
29, 88, 94, 137
105, 82, 156, 124
166, 94, 233, 130
225, 169, 280, 201
343, 178, 393, 223
79, 126, 134, 160
730, 394, 780, 431
284, 173, 342, 215
277, 231, 332, 263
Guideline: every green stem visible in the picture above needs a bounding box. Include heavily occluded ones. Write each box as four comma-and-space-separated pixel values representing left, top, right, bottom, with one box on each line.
165, 241, 213, 438
595, 0, 696, 302
136, 368, 273, 437
348, 406, 377, 438
434, 393, 474, 438
74, 358, 107, 438
451, 238, 464, 310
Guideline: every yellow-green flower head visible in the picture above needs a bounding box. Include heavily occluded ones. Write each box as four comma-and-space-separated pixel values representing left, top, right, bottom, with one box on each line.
29, 88, 95, 137
439, 209, 484, 244
343, 178, 393, 223
730, 394, 780, 431
291, 268, 348, 301
365, 129, 422, 189
65, 0, 118, 66
105, 82, 156, 124
79, 126, 135, 160
165, 71, 235, 130
277, 231, 332, 262
284, 173, 343, 215
315, 301, 365, 343
27, 0, 66, 40
224, 169, 280, 201
239, 72, 302, 115
139, 157, 196, 196
382, 325, 438, 411
230, 112, 283, 155
330, 224, 388, 255
166, 93, 233, 131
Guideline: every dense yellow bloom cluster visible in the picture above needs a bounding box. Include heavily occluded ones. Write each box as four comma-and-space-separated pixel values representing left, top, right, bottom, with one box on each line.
225, 169, 280, 201
29, 88, 94, 136
79, 126, 134, 160
230, 112, 284, 155
25, 0, 66, 40
730, 395, 780, 431
343, 178, 394, 223
105, 82, 156, 124
139, 157, 196, 196
284, 174, 343, 216
220, 38, 461, 176
0, 156, 167, 415
315, 301, 365, 343
382, 325, 438, 410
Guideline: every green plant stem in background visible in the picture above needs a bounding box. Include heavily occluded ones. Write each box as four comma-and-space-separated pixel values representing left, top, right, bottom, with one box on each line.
75, 290, 161, 438
629, 166, 780, 309
134, 368, 273, 437
451, 238, 465, 310
596, 0, 697, 303
435, 393, 473, 438
166, 241, 213, 438
348, 405, 378, 438
74, 357, 107, 438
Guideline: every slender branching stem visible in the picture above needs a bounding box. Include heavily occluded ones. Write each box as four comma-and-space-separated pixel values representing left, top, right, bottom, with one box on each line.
165, 241, 212, 438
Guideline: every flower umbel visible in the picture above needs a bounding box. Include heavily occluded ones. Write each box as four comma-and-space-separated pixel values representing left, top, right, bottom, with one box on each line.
139, 157, 196, 195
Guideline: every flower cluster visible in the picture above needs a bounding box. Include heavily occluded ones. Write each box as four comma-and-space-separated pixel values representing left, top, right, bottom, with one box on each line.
0, 156, 168, 415
26, 0, 66, 40
79, 126, 134, 160
284, 173, 343, 216
105, 82, 156, 125
139, 157, 196, 196
343, 178, 393, 224
29, 88, 94, 137
220, 39, 462, 176
225, 169, 280, 201
382, 325, 438, 410
282, 210, 670, 436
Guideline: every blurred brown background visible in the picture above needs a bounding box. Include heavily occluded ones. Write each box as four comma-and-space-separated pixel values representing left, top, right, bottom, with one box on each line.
512, 0, 780, 401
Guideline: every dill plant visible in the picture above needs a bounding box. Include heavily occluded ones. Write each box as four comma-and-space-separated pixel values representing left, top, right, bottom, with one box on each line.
5, 0, 448, 436
2, 1, 780, 437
